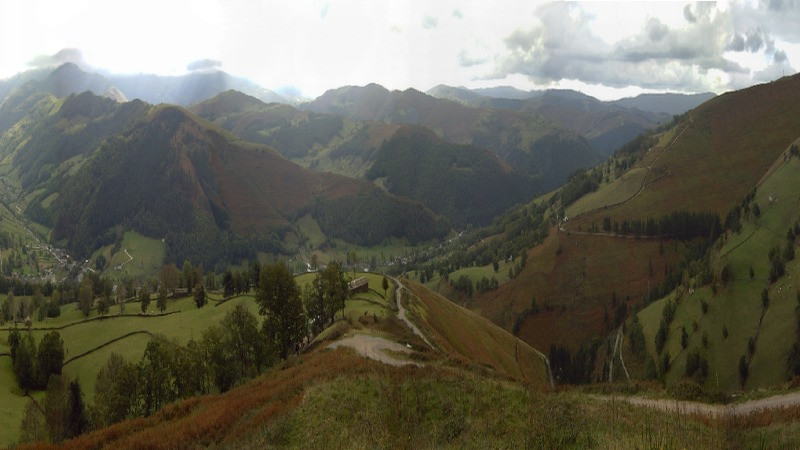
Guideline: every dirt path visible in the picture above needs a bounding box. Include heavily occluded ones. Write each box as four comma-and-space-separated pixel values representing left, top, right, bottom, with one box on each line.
328, 335, 419, 367
599, 391, 800, 417
392, 278, 434, 349
118, 248, 133, 269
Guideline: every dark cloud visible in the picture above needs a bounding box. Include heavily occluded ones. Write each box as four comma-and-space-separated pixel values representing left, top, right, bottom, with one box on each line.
422, 15, 438, 29
27, 48, 88, 70
727, 28, 774, 53
187, 59, 222, 71
728, 33, 746, 51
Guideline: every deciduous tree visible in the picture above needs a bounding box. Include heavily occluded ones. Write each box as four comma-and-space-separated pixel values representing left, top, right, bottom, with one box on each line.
257, 262, 306, 359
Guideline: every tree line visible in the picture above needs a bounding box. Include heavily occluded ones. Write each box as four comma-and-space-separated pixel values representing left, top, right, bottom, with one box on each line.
601, 210, 722, 240
15, 260, 354, 444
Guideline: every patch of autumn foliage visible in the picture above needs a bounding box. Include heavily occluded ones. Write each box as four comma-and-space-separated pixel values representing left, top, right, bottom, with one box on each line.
24, 349, 379, 449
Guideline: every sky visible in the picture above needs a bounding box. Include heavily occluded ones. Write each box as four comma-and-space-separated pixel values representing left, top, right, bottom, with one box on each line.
1, 0, 798, 100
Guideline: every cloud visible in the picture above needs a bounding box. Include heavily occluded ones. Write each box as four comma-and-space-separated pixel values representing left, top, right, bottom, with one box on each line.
187, 59, 222, 71
422, 15, 438, 29
27, 48, 88, 70
491, 2, 796, 93
320, 3, 329, 19
458, 50, 489, 67
452, 9, 463, 19
683, 4, 696, 23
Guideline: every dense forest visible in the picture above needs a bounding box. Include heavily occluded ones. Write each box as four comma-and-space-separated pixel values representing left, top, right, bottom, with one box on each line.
366, 127, 537, 227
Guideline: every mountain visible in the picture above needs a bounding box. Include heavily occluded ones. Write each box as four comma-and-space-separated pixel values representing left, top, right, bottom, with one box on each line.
108, 70, 287, 106
426, 86, 715, 156
472, 85, 540, 100
365, 127, 537, 227
0, 63, 287, 108
192, 90, 539, 228
613, 92, 716, 116
0, 87, 448, 267
456, 73, 800, 391
304, 84, 600, 190
426, 85, 674, 156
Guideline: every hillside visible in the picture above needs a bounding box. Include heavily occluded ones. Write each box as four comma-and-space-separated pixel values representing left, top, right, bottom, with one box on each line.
304, 84, 600, 190
365, 127, 538, 227
427, 85, 711, 156
194, 91, 539, 227
190, 90, 395, 177
0, 87, 448, 267
7, 279, 800, 448
429, 74, 800, 389
0, 275, 550, 447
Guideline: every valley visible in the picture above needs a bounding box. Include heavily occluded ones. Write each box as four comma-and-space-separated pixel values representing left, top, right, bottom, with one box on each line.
1, 46, 800, 448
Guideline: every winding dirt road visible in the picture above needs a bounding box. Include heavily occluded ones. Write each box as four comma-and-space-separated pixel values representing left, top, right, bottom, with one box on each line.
600, 391, 800, 417
326, 278, 433, 367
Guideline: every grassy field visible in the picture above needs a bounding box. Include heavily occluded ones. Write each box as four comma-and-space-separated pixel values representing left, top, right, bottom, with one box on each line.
95, 231, 165, 281
632, 156, 800, 391
50, 345, 800, 449
570, 76, 800, 230
403, 279, 550, 387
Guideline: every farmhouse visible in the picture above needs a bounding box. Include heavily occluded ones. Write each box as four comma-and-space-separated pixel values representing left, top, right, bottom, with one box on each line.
348, 276, 368, 293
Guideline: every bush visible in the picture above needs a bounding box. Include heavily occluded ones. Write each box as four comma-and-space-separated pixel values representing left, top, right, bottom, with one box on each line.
669, 379, 703, 401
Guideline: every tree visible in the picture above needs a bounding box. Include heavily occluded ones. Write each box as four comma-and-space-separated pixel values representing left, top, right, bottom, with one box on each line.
382, 275, 389, 297
307, 261, 348, 333
18, 399, 47, 444
194, 283, 206, 308
91, 353, 137, 428
221, 303, 271, 381
7, 289, 16, 323
44, 375, 69, 443
157, 283, 168, 313
139, 287, 151, 313
37, 331, 64, 388
761, 288, 769, 308
205, 272, 217, 292
739, 355, 749, 387
257, 262, 307, 359
680, 326, 688, 349
66, 379, 88, 438
78, 277, 93, 317
222, 270, 234, 298
14, 333, 36, 393
139, 337, 178, 416
116, 284, 126, 314
182, 260, 194, 294
159, 264, 180, 297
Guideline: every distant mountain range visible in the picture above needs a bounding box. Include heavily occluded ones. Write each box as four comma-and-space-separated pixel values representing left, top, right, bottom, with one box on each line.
302, 83, 601, 189
426, 85, 714, 155
0, 63, 287, 106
